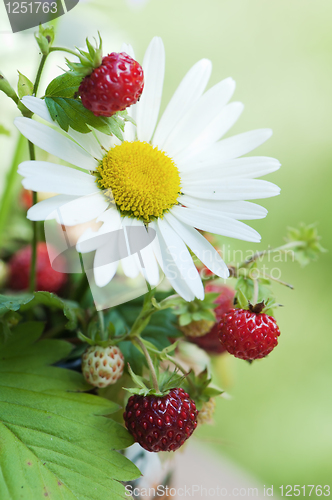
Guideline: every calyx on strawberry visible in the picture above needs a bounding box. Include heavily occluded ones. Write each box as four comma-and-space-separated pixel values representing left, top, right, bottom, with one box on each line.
82, 345, 124, 388
8, 242, 67, 293
188, 284, 235, 354
218, 302, 280, 361
124, 388, 198, 452
67, 35, 144, 117
173, 293, 219, 338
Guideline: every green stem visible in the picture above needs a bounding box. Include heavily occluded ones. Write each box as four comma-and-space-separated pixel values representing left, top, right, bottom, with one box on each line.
241, 241, 305, 267
49, 47, 79, 57
28, 140, 37, 293
0, 133, 27, 240
129, 289, 156, 339
252, 277, 259, 305
73, 273, 90, 303
33, 54, 48, 96
261, 272, 294, 289
98, 310, 106, 340
166, 355, 188, 376
134, 336, 159, 393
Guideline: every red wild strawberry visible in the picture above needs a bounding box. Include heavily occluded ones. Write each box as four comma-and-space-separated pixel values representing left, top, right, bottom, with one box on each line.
8, 242, 67, 293
218, 308, 280, 361
79, 52, 144, 117
123, 388, 198, 452
189, 285, 235, 354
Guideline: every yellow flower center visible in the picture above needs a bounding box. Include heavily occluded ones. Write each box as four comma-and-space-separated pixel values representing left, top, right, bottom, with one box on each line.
96, 141, 181, 222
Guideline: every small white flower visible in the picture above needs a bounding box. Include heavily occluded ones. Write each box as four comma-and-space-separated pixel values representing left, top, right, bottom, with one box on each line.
15, 37, 280, 302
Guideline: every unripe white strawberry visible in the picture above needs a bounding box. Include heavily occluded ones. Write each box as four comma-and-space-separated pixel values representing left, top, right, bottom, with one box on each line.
179, 319, 215, 338
197, 398, 216, 425
82, 345, 124, 388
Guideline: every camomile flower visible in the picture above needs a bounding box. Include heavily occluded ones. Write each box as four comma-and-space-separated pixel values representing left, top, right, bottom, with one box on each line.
15, 37, 280, 302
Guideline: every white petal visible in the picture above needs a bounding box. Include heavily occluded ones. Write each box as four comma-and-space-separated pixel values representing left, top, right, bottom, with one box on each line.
19, 161, 99, 196
129, 219, 160, 286
123, 103, 137, 142
152, 222, 195, 302
22, 96, 102, 159
180, 129, 274, 169
175, 102, 244, 164
94, 244, 119, 287
94, 129, 117, 151
121, 218, 140, 279
180, 195, 268, 220
15, 118, 97, 171
77, 208, 122, 253
158, 218, 204, 300
68, 129, 103, 160
153, 58, 212, 148
182, 179, 281, 201
172, 206, 261, 242
27, 194, 77, 221
136, 37, 165, 142
120, 43, 136, 59
48, 192, 108, 226
121, 254, 140, 279
22, 96, 53, 122
139, 243, 160, 286
207, 128, 273, 162
165, 212, 229, 278
162, 77, 235, 158
180, 157, 281, 180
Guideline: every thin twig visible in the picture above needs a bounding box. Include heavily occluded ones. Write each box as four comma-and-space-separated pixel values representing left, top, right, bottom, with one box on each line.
135, 336, 159, 393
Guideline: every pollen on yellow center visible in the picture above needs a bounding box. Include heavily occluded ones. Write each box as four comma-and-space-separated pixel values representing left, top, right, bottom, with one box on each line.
96, 141, 181, 222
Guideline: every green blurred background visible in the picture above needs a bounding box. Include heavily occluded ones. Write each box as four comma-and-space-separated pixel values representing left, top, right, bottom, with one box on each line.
1, 0, 332, 493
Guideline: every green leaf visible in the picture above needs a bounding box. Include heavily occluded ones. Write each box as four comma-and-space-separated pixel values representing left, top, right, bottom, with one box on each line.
0, 322, 139, 499
45, 72, 82, 99
0, 124, 10, 136
0, 291, 83, 331
45, 96, 124, 140
17, 71, 34, 99
285, 223, 327, 266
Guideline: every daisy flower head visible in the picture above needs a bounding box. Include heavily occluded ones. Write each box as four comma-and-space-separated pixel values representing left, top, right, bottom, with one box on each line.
15, 37, 280, 305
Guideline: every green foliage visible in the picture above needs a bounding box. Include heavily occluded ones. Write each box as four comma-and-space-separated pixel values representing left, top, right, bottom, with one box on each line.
169, 293, 218, 327
0, 124, 10, 136
34, 24, 55, 55
17, 72, 34, 99
180, 368, 223, 411
0, 291, 83, 331
66, 34, 103, 77
0, 322, 139, 499
285, 223, 327, 266
112, 295, 179, 375
125, 363, 184, 397
44, 64, 130, 139
45, 72, 82, 99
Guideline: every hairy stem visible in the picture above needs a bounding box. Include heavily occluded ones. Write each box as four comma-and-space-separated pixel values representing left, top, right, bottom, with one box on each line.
134, 336, 159, 393
49, 46, 79, 57
241, 241, 305, 267
0, 133, 26, 241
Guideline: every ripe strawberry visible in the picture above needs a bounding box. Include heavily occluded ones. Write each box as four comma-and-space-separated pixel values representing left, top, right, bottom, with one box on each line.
123, 388, 198, 452
79, 52, 144, 117
218, 308, 280, 361
82, 345, 124, 388
8, 242, 67, 293
189, 285, 235, 354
